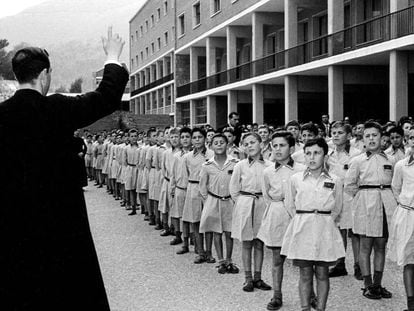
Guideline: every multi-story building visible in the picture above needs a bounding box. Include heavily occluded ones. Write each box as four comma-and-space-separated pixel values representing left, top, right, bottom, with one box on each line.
129, 0, 176, 120
130, 0, 414, 128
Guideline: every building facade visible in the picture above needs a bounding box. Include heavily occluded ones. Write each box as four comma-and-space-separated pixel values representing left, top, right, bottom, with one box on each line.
130, 0, 414, 128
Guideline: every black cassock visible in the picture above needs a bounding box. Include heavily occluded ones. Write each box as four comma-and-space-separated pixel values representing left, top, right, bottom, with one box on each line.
0, 64, 128, 310
71, 136, 88, 187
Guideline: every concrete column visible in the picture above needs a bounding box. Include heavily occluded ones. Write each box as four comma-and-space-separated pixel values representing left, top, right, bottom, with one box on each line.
163, 87, 167, 113
227, 90, 238, 114
207, 96, 217, 128
190, 47, 200, 82
156, 61, 162, 79
140, 96, 145, 115
284, 0, 297, 66
252, 84, 264, 124
190, 100, 196, 126
284, 75, 298, 122
133, 98, 138, 115
328, 66, 344, 121
390, 0, 409, 11
390, 51, 408, 121
206, 37, 217, 76
226, 27, 237, 69
252, 13, 264, 60
328, 0, 344, 55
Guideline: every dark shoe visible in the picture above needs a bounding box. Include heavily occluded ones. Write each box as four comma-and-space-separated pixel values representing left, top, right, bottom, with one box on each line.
169, 237, 183, 245
253, 279, 272, 291
120, 202, 126, 207
362, 285, 382, 299
194, 255, 206, 264
98, 185, 103, 188
205, 255, 216, 264
160, 229, 170, 236
377, 286, 392, 299
354, 263, 363, 281
144, 215, 150, 221
267, 297, 283, 310
128, 211, 137, 216
242, 280, 254, 292
310, 295, 317, 309
125, 206, 132, 210
154, 223, 163, 230
176, 246, 189, 255
226, 262, 240, 274
329, 265, 348, 278
217, 262, 227, 274
148, 216, 156, 226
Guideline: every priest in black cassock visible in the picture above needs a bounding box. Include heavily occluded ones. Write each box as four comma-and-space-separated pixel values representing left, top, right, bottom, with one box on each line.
0, 27, 129, 310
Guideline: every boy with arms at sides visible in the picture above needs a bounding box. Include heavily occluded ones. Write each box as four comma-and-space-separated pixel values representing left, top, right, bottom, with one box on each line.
385, 126, 406, 162
154, 130, 167, 230
326, 121, 362, 279
281, 138, 345, 311
124, 129, 140, 215
93, 134, 105, 188
291, 123, 319, 164
159, 128, 181, 236
350, 122, 365, 152
182, 128, 215, 263
145, 128, 159, 226
258, 131, 306, 310
85, 134, 94, 180
170, 127, 192, 250
136, 133, 151, 220
389, 127, 414, 311
345, 121, 397, 299
199, 133, 240, 274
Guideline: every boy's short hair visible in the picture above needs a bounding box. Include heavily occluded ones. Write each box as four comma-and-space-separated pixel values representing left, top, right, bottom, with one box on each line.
169, 127, 181, 136
191, 127, 206, 138
242, 132, 262, 143
364, 121, 383, 134
285, 120, 300, 129
258, 125, 269, 131
207, 128, 216, 134
86, 134, 92, 138
388, 126, 404, 137
128, 129, 138, 135
147, 128, 157, 136
271, 131, 295, 147
211, 133, 228, 144
304, 137, 329, 155
12, 47, 51, 83
180, 127, 192, 136
382, 131, 390, 137
331, 121, 352, 134
222, 127, 234, 135
300, 122, 319, 136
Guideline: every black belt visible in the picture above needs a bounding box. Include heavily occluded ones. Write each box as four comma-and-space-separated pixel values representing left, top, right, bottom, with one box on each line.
86, 153, 92, 155
151, 166, 156, 169
127, 163, 136, 167
296, 210, 331, 215
239, 191, 262, 199
97, 153, 102, 155
208, 191, 231, 201
176, 185, 187, 191
188, 180, 199, 184
359, 185, 391, 190
400, 204, 414, 211
165, 176, 170, 182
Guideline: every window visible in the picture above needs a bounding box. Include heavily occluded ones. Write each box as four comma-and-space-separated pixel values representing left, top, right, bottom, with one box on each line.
178, 14, 185, 36
172, 26, 175, 40
135, 31, 138, 40
212, 0, 221, 14
151, 15, 155, 27
164, 1, 168, 15
141, 51, 144, 61
146, 47, 149, 57
157, 37, 161, 50
131, 35, 134, 42
151, 42, 155, 54
195, 99, 207, 124
157, 8, 161, 20
193, 2, 201, 27
135, 55, 138, 65
145, 20, 149, 32
131, 58, 134, 67
164, 31, 169, 45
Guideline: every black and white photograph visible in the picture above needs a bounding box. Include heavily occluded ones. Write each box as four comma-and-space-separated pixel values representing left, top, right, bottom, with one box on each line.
1, 0, 414, 310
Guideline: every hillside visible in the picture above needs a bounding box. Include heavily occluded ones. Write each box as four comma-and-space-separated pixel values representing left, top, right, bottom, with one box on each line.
0, 0, 146, 91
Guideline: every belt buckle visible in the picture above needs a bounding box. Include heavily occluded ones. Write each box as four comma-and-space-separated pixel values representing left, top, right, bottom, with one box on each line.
220, 197, 225, 201
313, 210, 318, 214
379, 184, 384, 190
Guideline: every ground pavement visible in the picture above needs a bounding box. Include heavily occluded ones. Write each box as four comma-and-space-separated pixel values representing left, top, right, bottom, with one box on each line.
84, 182, 406, 311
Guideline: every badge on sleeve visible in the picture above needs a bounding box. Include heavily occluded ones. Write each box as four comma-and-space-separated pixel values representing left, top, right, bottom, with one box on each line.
323, 182, 335, 189
228, 170, 233, 175
383, 165, 392, 170
343, 164, 349, 170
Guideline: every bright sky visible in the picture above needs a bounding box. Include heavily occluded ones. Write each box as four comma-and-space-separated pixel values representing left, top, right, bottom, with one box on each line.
0, 0, 48, 19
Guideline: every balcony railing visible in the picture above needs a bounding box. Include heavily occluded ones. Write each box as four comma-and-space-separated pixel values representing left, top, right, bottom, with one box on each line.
177, 5, 414, 98
131, 73, 174, 97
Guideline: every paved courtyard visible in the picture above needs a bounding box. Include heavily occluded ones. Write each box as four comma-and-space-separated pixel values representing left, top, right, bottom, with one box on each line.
84, 182, 406, 311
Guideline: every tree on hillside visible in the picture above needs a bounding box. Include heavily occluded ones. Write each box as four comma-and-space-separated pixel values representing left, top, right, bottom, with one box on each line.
69, 78, 83, 93
0, 39, 14, 80
55, 85, 67, 93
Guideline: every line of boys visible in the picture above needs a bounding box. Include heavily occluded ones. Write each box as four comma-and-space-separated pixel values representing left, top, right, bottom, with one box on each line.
85, 117, 414, 311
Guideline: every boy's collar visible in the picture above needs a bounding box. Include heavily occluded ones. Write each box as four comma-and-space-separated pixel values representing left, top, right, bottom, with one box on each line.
366, 150, 388, 159
408, 154, 414, 166
303, 167, 332, 180
275, 158, 294, 171
194, 146, 207, 156
248, 154, 264, 164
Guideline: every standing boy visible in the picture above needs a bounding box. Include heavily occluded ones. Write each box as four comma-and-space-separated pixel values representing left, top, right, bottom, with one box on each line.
291, 123, 319, 164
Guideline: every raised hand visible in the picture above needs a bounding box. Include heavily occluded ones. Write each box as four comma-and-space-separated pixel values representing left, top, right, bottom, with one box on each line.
101, 26, 125, 62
